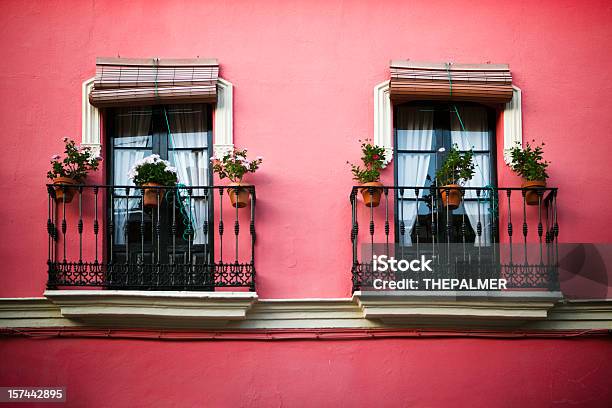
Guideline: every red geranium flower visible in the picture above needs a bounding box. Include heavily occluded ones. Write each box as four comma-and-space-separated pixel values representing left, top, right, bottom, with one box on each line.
372, 154, 380, 160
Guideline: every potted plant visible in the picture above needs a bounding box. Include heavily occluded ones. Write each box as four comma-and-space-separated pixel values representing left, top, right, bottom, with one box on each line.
210, 148, 263, 208
348, 140, 387, 207
128, 154, 178, 207
509, 140, 550, 205
435, 145, 475, 210
47, 137, 102, 203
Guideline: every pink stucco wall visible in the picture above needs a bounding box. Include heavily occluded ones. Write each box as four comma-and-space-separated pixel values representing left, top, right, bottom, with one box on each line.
1, 0, 612, 300
2, 2, 612, 406
1, 336, 611, 407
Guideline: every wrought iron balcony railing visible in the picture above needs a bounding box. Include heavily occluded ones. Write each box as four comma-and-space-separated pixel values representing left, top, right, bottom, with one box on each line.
350, 185, 559, 292
46, 184, 256, 291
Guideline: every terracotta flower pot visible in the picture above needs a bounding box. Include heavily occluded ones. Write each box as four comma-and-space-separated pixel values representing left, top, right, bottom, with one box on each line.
440, 184, 462, 210
142, 182, 164, 208
228, 182, 251, 208
52, 177, 78, 203
359, 181, 383, 208
522, 179, 546, 206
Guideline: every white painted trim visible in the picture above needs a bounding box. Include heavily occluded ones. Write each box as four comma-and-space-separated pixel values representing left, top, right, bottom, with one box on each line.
80, 77, 234, 159
2, 296, 611, 330
43, 290, 257, 327
353, 292, 559, 325
373, 80, 393, 167
81, 77, 101, 156
213, 77, 234, 158
503, 85, 523, 165
376, 81, 523, 167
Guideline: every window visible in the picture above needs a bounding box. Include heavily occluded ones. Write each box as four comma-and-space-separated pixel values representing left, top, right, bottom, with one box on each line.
394, 102, 497, 245
106, 104, 213, 266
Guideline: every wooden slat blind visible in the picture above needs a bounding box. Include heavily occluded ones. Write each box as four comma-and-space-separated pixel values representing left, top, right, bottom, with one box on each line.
389, 61, 513, 104
89, 57, 219, 107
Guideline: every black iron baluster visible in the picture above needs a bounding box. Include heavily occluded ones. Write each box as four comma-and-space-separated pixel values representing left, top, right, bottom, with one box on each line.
250, 188, 256, 256
491, 189, 498, 265
384, 187, 389, 256
445, 186, 451, 265
506, 190, 513, 267
203, 189, 210, 268
537, 189, 544, 266
476, 188, 482, 263
461, 202, 466, 261
109, 187, 114, 264
414, 188, 420, 257
78, 186, 83, 264
553, 189, 559, 278
249, 188, 256, 291
140, 187, 145, 265
234, 186, 240, 264
187, 188, 193, 267
93, 186, 99, 264
218, 187, 224, 262
350, 189, 358, 265
399, 187, 405, 260
522, 188, 528, 266
47, 187, 54, 265
369, 186, 375, 261
430, 185, 437, 264
156, 189, 161, 265
172, 187, 177, 264
156, 188, 161, 288
62, 186, 67, 263
124, 187, 130, 265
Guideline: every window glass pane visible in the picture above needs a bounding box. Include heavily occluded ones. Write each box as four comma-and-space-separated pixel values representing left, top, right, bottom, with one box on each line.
112, 107, 153, 148
396, 105, 435, 151
166, 105, 208, 149
170, 150, 209, 187
450, 105, 489, 150
397, 153, 435, 192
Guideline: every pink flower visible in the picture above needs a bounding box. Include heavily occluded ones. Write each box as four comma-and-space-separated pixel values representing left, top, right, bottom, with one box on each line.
372, 154, 380, 160
51, 154, 61, 160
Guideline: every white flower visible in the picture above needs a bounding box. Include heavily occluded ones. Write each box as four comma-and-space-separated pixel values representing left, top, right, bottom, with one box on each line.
438, 147, 446, 152
255, 156, 263, 161
51, 154, 61, 160
166, 166, 177, 174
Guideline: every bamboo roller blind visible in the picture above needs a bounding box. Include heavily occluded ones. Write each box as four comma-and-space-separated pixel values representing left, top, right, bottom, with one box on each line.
89, 57, 219, 107
389, 61, 513, 104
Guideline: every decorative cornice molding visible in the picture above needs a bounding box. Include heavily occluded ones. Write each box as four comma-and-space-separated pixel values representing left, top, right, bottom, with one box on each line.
354, 291, 562, 328
1, 295, 611, 331
43, 290, 257, 328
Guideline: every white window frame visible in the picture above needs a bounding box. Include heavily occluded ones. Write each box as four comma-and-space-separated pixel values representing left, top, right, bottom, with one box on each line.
81, 76, 235, 158
373, 81, 522, 165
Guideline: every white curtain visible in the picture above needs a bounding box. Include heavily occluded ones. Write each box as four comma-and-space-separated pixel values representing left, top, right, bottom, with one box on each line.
450, 106, 492, 246
113, 109, 152, 244
167, 105, 209, 245
396, 106, 434, 245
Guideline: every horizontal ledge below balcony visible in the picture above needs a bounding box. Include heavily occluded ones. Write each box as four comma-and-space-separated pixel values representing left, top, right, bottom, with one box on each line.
44, 290, 258, 328
353, 291, 562, 326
